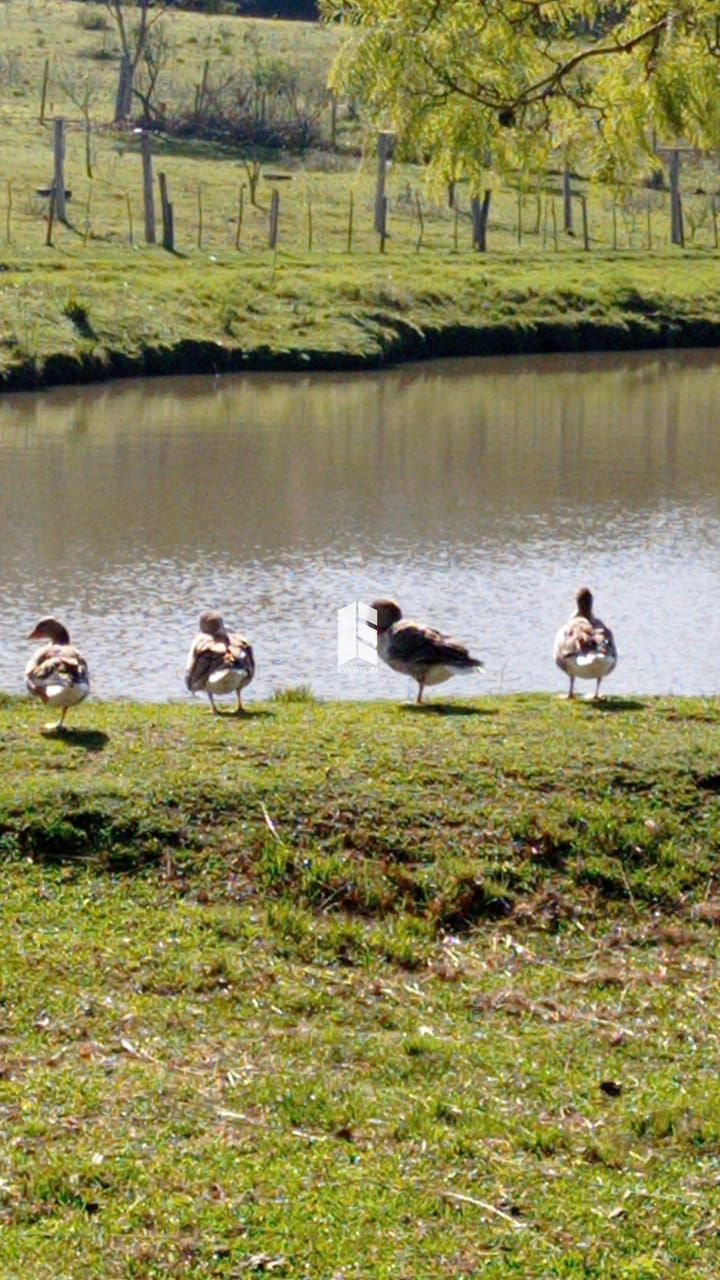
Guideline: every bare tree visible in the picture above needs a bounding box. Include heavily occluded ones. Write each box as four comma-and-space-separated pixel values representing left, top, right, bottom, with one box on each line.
103, 0, 169, 123
58, 70, 103, 178
132, 19, 172, 128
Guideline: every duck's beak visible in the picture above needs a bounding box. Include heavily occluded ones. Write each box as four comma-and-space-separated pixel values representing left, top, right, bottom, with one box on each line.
26, 628, 41, 641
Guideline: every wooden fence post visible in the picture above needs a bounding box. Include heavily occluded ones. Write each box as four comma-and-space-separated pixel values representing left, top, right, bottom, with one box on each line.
415, 193, 424, 251
269, 188, 279, 248
197, 59, 209, 115
374, 131, 394, 233
39, 57, 49, 124
53, 117, 66, 222
158, 172, 174, 251
378, 195, 388, 252
141, 131, 156, 245
329, 90, 338, 149
46, 187, 56, 246
346, 190, 354, 252
562, 165, 573, 233
669, 149, 684, 246
579, 194, 589, 250
471, 191, 491, 251
83, 185, 92, 246
471, 196, 480, 249
235, 185, 244, 249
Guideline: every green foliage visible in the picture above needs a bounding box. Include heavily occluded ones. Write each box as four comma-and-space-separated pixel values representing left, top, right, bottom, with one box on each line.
0, 0, 716, 385
324, 0, 720, 186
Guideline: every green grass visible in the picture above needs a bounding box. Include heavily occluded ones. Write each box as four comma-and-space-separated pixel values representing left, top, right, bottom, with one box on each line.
0, 3, 717, 386
3, 247, 720, 389
2, 694, 720, 1276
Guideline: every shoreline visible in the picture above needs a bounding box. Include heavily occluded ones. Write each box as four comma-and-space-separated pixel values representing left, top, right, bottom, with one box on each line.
2, 251, 720, 394
4, 312, 720, 394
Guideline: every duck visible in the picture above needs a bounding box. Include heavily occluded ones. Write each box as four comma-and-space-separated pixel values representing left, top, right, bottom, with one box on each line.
25, 617, 90, 732
369, 598, 483, 704
554, 586, 617, 699
185, 610, 255, 714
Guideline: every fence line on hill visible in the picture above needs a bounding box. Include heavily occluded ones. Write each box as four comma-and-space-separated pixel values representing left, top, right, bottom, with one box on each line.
4, 115, 717, 257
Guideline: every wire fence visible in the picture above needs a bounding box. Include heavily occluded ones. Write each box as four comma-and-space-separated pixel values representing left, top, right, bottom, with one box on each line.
1, 113, 717, 258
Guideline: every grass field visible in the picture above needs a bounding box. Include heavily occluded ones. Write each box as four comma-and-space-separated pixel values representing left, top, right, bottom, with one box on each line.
2, 692, 720, 1276
4, 9, 720, 1277
0, 3, 718, 387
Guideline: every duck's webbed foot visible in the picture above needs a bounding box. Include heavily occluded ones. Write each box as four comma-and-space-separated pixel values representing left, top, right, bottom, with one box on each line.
42, 706, 68, 733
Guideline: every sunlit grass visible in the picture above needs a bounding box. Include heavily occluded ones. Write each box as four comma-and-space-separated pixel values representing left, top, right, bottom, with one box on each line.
1, 695, 720, 1274
0, 3, 716, 386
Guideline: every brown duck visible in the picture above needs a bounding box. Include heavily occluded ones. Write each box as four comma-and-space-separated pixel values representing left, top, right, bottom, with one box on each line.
369, 598, 483, 704
185, 610, 255, 714
554, 587, 617, 699
25, 617, 90, 732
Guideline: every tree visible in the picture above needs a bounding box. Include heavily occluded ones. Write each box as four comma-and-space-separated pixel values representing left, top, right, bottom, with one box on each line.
321, 1, 720, 186
58, 69, 103, 178
103, 0, 170, 122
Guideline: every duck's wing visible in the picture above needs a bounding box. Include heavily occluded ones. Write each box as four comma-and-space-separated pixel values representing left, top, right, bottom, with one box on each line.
555, 617, 592, 662
185, 635, 227, 692
555, 616, 615, 661
26, 643, 89, 691
388, 621, 482, 669
591, 616, 616, 660
228, 633, 255, 678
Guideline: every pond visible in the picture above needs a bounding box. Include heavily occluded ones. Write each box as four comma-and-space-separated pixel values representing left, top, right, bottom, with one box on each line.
1, 348, 719, 702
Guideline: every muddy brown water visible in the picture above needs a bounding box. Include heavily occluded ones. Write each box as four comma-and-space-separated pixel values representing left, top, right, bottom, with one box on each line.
2, 349, 719, 701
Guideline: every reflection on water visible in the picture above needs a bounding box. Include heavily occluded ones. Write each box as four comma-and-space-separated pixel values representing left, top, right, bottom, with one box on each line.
1, 348, 719, 699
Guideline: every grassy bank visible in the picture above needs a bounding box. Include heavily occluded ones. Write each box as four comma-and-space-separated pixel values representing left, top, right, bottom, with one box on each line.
0, 5, 712, 386
3, 249, 720, 390
0, 5, 719, 387
2, 693, 720, 1276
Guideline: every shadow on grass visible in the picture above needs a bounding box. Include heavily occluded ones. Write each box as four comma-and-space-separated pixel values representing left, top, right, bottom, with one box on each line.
45, 728, 109, 752
212, 707, 276, 719
122, 131, 259, 165
585, 698, 647, 713
398, 703, 495, 717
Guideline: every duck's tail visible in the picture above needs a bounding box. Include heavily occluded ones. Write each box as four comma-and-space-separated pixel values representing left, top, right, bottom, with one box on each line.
452, 655, 484, 673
